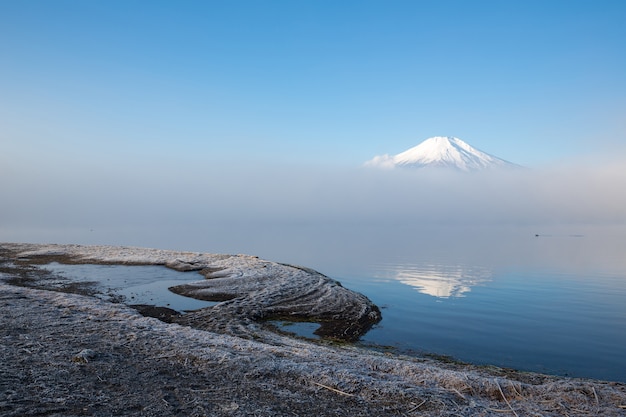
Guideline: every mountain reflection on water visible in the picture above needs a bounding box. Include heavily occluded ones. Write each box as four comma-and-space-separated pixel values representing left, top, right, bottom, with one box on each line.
374, 263, 492, 298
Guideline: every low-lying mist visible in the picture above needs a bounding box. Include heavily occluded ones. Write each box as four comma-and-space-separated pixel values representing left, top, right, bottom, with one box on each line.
3, 155, 625, 272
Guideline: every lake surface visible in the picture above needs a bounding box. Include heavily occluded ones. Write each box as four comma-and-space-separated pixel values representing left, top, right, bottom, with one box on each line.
343, 264, 626, 382
328, 225, 626, 383
249, 223, 626, 382
39, 224, 626, 382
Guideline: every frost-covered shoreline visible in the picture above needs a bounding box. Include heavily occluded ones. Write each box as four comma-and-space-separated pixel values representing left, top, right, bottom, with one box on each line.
2, 243, 626, 416
1, 242, 381, 341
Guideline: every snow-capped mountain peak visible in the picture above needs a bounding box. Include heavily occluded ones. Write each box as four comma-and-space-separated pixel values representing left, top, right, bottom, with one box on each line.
365, 136, 517, 171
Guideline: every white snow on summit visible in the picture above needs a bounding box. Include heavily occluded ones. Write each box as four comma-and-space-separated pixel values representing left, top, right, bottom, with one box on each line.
365, 136, 517, 171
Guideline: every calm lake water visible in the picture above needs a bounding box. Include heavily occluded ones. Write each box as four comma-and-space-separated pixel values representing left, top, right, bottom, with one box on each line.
329, 225, 626, 383
41, 224, 626, 382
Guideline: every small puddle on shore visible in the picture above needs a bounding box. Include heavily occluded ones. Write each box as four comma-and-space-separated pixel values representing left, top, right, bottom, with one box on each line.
42, 262, 216, 312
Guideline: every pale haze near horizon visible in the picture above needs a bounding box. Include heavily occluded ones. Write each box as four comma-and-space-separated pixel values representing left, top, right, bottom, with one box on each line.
2, 1, 625, 271
4, 160, 626, 273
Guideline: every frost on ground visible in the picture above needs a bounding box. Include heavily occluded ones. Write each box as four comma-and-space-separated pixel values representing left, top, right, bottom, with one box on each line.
1, 243, 626, 416
1, 243, 381, 341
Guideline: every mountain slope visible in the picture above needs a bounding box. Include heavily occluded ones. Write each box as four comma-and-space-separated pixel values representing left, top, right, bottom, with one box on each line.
365, 136, 518, 171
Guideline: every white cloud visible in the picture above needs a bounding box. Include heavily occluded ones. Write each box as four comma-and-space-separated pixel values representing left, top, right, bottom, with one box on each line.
363, 154, 395, 169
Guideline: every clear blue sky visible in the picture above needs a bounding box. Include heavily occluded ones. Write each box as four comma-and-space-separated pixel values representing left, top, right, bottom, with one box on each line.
2, 0, 626, 169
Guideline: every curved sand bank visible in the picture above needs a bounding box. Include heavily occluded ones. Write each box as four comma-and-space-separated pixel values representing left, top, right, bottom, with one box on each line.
1, 243, 625, 416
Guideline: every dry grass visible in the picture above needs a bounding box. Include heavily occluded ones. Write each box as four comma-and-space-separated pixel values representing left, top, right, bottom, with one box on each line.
2, 282, 625, 416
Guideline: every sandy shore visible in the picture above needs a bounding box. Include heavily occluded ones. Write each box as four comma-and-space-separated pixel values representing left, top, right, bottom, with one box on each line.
1, 243, 625, 416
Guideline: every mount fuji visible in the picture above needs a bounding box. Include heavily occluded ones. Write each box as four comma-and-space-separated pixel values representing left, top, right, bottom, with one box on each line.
365, 136, 518, 171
